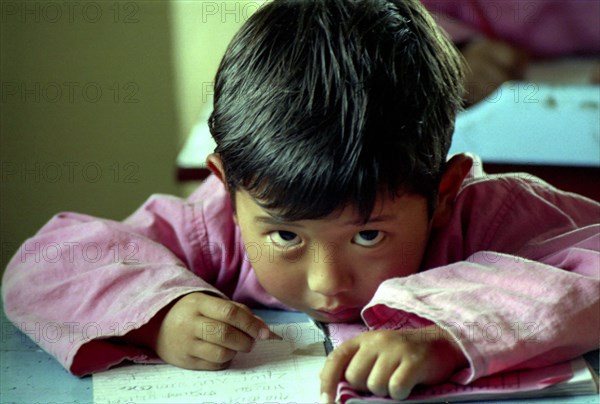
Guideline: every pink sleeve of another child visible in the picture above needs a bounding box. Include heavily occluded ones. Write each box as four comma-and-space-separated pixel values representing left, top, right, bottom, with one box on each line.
421, 0, 600, 57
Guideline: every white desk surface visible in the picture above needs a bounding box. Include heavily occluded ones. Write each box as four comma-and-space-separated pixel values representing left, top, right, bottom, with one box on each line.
449, 82, 599, 166
2, 302, 598, 403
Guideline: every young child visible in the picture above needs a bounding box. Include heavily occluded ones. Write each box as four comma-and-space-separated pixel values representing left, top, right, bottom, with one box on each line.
2, 0, 599, 402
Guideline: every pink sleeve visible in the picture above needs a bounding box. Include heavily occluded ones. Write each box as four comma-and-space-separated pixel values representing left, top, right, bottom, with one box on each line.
362, 175, 600, 384
420, 0, 600, 57
0, 176, 240, 375
420, 1, 481, 44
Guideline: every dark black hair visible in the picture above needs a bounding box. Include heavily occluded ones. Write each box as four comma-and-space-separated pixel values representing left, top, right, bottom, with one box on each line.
209, 0, 464, 222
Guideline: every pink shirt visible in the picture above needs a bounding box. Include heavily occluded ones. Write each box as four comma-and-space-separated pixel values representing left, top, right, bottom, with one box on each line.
2, 168, 599, 382
421, 0, 600, 57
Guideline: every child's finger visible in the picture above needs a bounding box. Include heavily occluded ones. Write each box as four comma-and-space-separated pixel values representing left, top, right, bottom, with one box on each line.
388, 359, 424, 401
187, 338, 237, 365
179, 352, 234, 371
320, 341, 360, 403
197, 294, 273, 340
193, 318, 256, 353
229, 301, 282, 340
365, 355, 402, 397
343, 349, 377, 392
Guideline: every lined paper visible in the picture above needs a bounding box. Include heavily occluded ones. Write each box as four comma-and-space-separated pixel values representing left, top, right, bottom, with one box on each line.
93, 322, 326, 404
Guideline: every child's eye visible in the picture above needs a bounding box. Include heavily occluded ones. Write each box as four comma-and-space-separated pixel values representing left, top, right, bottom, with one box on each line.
268, 231, 302, 247
352, 230, 384, 247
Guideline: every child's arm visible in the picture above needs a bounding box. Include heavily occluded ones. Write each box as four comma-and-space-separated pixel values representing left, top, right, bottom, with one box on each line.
363, 239, 598, 380
460, 38, 527, 105
321, 176, 599, 400
1, 176, 273, 375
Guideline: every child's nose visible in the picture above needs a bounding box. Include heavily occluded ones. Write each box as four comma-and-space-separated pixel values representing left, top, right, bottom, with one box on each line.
306, 253, 353, 296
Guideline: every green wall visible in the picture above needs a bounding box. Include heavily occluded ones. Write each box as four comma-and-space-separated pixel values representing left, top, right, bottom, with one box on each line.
0, 1, 264, 275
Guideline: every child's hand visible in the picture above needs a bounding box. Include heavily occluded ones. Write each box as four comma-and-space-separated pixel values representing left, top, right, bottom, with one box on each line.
152, 292, 279, 370
461, 38, 528, 105
319, 325, 467, 402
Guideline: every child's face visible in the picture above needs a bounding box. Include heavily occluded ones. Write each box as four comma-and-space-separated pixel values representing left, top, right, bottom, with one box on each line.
234, 190, 432, 323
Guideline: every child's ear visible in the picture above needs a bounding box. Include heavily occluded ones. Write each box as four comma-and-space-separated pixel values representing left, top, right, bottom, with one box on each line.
206, 153, 239, 225
431, 153, 474, 228
206, 153, 227, 184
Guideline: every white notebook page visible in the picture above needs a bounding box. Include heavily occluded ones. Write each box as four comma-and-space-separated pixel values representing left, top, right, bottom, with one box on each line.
93, 321, 326, 403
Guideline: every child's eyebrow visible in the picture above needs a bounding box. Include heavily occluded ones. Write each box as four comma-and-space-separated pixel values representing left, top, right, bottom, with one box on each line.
253, 214, 396, 227
253, 216, 305, 228
342, 214, 396, 226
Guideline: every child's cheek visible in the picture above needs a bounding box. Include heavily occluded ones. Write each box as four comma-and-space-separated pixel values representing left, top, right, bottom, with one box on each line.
252, 255, 300, 297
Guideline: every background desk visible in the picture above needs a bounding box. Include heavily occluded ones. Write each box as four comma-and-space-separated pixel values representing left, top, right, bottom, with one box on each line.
176, 82, 600, 202
1, 302, 598, 403
449, 82, 599, 201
